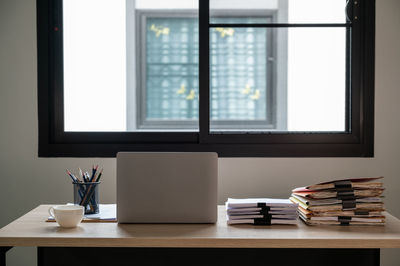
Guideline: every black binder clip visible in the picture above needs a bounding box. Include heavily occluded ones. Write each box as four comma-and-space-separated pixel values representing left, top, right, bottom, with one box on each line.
355, 211, 370, 216
334, 181, 356, 210
259, 207, 271, 215
337, 190, 356, 210
334, 180, 353, 190
337, 190, 355, 200
338, 216, 352, 225
257, 203, 271, 215
341, 200, 356, 210
254, 217, 272, 225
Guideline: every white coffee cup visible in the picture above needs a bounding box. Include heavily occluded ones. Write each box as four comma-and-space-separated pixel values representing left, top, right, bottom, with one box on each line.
48, 205, 84, 228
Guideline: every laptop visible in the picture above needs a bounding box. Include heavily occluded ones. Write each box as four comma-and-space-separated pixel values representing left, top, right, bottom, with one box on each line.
117, 152, 218, 223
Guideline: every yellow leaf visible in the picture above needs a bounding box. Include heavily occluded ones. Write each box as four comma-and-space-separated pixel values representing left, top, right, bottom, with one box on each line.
162, 27, 170, 35
250, 89, 260, 100
150, 25, 170, 37
186, 90, 195, 100
177, 84, 186, 94
242, 84, 252, 95
215, 27, 234, 38
225, 28, 235, 36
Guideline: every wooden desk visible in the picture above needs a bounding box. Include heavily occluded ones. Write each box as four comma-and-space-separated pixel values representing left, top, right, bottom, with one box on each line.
1, 205, 400, 266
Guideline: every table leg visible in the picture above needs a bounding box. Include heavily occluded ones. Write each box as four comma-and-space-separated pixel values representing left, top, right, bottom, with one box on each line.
0, 247, 12, 266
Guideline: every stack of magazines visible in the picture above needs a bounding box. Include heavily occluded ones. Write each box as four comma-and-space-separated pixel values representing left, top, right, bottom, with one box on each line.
226, 198, 298, 225
290, 177, 385, 225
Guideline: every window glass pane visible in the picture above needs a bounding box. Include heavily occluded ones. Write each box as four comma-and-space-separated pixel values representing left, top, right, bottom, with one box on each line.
146, 17, 199, 122
63, 0, 199, 132
210, 26, 270, 128
210, 0, 347, 24
287, 27, 346, 132
146, 17, 273, 131
63, 0, 346, 133
63, 0, 127, 132
210, 27, 347, 133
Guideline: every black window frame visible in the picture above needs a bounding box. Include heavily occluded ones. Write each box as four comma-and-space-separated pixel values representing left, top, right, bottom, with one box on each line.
37, 0, 375, 157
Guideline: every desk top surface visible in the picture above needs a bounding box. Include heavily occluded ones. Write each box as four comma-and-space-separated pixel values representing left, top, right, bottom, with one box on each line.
0, 205, 400, 248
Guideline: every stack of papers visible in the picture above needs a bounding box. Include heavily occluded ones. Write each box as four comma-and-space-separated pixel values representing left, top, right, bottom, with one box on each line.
226, 198, 298, 225
290, 177, 385, 226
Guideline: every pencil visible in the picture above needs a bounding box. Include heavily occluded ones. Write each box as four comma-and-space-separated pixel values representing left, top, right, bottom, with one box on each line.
80, 169, 103, 207
90, 165, 98, 182
96, 169, 103, 182
66, 170, 78, 183
79, 168, 83, 180
84, 172, 90, 183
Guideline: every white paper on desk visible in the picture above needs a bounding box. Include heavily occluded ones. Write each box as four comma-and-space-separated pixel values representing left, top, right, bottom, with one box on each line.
227, 219, 298, 225
227, 207, 297, 214
85, 204, 116, 220
228, 209, 297, 215
48, 204, 116, 221
226, 198, 297, 209
228, 214, 298, 220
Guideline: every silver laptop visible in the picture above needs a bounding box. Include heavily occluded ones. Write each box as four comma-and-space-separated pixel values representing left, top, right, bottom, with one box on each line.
117, 152, 218, 223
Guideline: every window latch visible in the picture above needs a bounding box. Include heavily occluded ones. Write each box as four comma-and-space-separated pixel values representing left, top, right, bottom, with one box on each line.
345, 0, 354, 23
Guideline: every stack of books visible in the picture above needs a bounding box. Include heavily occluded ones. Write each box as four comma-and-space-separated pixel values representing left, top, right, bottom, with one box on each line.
290, 177, 385, 225
226, 198, 298, 225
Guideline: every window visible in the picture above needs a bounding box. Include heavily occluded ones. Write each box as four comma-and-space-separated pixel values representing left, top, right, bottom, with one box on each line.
37, 0, 375, 157
134, 12, 281, 131
136, 14, 201, 130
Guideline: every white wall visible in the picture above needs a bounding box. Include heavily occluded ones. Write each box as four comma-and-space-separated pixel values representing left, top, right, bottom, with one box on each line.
0, 0, 399, 265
